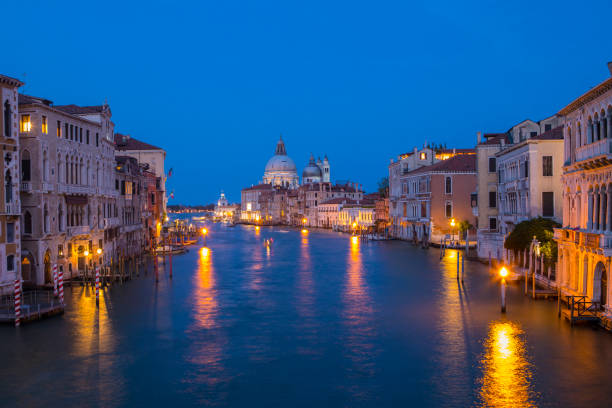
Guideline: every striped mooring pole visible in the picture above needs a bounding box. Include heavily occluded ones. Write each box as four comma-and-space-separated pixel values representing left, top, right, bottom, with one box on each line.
95, 266, 100, 307
53, 264, 58, 297
58, 267, 64, 305
14, 279, 21, 327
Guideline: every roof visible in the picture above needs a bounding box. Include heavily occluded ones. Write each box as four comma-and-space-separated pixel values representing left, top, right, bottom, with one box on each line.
55, 104, 106, 115
0, 74, 24, 88
405, 154, 476, 175
18, 93, 53, 106
531, 126, 563, 140
479, 133, 507, 146
242, 183, 275, 192
114, 133, 163, 151
437, 148, 475, 154
559, 76, 612, 116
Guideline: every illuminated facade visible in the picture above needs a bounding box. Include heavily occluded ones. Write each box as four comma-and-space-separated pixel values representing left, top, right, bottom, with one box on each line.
0, 74, 23, 295
555, 66, 612, 312
263, 136, 299, 188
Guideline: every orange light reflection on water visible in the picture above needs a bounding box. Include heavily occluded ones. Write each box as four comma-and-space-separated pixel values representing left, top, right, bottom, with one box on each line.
194, 247, 217, 329
478, 321, 535, 408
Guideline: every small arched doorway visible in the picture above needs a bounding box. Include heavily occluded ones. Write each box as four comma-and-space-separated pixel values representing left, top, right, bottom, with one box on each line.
593, 261, 607, 308
21, 257, 31, 282
43, 250, 52, 284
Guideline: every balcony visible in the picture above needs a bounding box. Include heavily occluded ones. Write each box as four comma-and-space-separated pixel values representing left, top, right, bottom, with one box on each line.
574, 138, 612, 168
58, 184, 94, 195
555, 228, 612, 256
2, 202, 20, 215
67, 225, 90, 237
21, 182, 32, 192
42, 182, 54, 192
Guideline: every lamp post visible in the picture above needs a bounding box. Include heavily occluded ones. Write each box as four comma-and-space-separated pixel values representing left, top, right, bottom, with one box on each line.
500, 266, 508, 313
449, 218, 456, 244
201, 227, 208, 246
84, 250, 90, 286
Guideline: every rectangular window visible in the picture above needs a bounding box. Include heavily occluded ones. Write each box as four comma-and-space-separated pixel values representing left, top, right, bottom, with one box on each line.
489, 217, 497, 231
79, 128, 83, 143
58, 244, 64, 257
543, 156, 553, 176
115, 179, 119, 190
445, 176, 452, 194
7, 255, 14, 271
57, 120, 61, 137
445, 202, 452, 218
6, 223, 15, 243
86, 130, 90, 144
96, 133, 99, 146
542, 192, 554, 217
545, 124, 552, 132
488, 157, 496, 173
530, 131, 538, 138
403, 202, 407, 217
65, 123, 68, 139
420, 152, 427, 160
70, 124, 73, 140
489, 191, 496, 208
20, 114, 31, 132
68, 243, 72, 254
42, 115, 48, 134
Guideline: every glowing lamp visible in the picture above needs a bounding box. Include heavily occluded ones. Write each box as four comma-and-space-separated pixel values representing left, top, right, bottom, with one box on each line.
499, 267, 509, 278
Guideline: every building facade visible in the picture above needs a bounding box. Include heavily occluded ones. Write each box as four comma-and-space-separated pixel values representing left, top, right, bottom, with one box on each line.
555, 67, 612, 312
18, 94, 117, 283
0, 75, 23, 294
401, 154, 477, 244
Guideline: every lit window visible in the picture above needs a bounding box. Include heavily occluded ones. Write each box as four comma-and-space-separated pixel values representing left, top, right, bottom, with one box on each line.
20, 114, 31, 132
420, 152, 426, 160
42, 116, 48, 134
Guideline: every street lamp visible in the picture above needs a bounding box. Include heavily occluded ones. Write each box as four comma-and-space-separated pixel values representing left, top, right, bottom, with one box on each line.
450, 218, 456, 243
499, 266, 509, 313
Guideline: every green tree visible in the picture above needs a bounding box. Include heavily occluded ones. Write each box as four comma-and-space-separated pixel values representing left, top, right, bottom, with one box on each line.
377, 177, 389, 197
504, 217, 560, 261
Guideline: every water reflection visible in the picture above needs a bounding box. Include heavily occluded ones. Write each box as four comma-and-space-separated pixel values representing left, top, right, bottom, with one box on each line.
183, 246, 226, 400
342, 235, 375, 382
434, 249, 472, 399
193, 247, 217, 329
478, 321, 535, 408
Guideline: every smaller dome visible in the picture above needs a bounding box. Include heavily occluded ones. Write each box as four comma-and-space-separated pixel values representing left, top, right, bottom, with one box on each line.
302, 154, 322, 179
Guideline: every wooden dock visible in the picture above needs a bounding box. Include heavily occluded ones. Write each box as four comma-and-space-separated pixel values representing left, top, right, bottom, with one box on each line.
0, 291, 64, 325
560, 295, 600, 326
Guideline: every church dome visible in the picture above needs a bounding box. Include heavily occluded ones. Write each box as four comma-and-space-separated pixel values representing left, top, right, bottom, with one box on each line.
302, 154, 322, 178
265, 155, 297, 173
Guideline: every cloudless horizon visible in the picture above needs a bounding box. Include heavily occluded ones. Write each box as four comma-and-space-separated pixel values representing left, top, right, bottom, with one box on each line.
3, 0, 612, 204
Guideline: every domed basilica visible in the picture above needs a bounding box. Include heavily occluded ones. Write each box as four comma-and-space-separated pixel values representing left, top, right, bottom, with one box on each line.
263, 136, 330, 188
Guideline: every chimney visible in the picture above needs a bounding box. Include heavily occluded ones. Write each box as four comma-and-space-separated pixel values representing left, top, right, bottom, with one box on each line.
608, 61, 612, 76
477, 131, 482, 144
413, 147, 417, 154
453, 148, 456, 154
501, 138, 505, 147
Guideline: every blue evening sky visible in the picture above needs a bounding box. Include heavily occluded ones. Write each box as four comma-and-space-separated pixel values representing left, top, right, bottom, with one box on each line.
2, 0, 611, 204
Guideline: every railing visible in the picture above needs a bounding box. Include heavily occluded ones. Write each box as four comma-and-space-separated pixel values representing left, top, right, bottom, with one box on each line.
21, 182, 32, 192
3, 202, 20, 215
575, 138, 612, 162
0, 291, 61, 318
555, 228, 612, 249
58, 184, 94, 195
42, 182, 54, 192
566, 295, 599, 320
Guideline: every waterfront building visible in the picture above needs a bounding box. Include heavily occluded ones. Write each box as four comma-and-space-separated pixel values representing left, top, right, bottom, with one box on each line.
555, 65, 612, 311
0, 75, 23, 295
18, 94, 116, 283
114, 156, 145, 257
240, 183, 275, 223
337, 199, 375, 232
475, 132, 505, 259
142, 168, 161, 246
114, 133, 167, 217
262, 136, 299, 189
302, 154, 330, 184
214, 192, 239, 221
400, 154, 477, 245
388, 146, 474, 239
299, 182, 363, 227
496, 126, 564, 261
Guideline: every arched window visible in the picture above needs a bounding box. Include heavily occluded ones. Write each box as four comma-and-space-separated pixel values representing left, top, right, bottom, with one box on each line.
24, 211, 32, 234
4, 100, 11, 137
58, 203, 64, 232
42, 150, 48, 182
21, 150, 31, 181
44, 205, 49, 233
5, 170, 12, 203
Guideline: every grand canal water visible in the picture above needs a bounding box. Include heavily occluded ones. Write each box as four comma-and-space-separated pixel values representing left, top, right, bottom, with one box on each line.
1, 220, 612, 407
